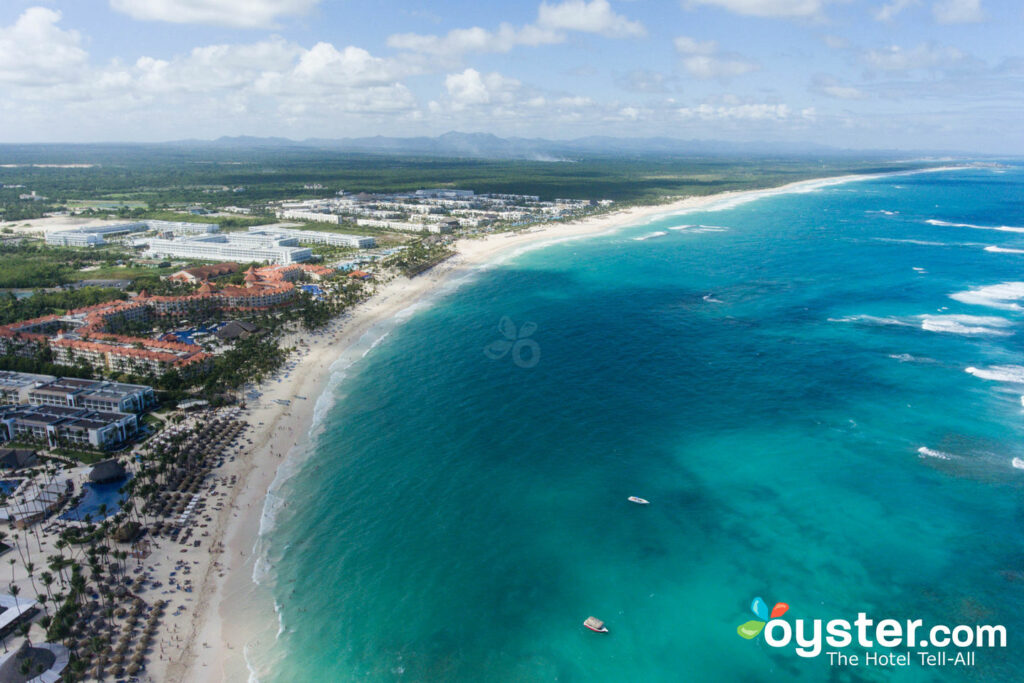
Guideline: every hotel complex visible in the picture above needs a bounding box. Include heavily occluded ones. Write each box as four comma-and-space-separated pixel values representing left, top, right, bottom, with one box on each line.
143, 232, 313, 265
0, 372, 155, 413
45, 220, 220, 247
0, 265, 322, 377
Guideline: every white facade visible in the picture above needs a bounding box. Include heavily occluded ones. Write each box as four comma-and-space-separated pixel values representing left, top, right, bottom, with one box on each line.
144, 234, 312, 265
250, 225, 375, 249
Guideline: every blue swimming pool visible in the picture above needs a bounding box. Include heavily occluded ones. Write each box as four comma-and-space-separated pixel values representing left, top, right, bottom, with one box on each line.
300, 284, 324, 299
0, 479, 21, 495
60, 474, 131, 521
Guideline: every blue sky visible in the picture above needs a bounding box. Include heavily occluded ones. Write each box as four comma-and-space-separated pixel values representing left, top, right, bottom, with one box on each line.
0, 0, 1021, 152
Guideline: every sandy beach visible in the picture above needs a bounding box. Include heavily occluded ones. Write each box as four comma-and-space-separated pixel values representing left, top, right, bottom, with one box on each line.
151, 171, 936, 682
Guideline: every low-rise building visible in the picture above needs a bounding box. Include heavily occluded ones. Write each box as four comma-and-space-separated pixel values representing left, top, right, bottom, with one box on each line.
26, 377, 156, 413
0, 404, 139, 450
0, 371, 57, 405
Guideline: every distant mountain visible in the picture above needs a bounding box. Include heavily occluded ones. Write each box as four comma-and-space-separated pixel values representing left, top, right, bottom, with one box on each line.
168, 132, 909, 160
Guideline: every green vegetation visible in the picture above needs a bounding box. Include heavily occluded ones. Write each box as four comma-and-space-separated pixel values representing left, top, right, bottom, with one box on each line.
0, 242, 141, 288
0, 286, 127, 325
0, 145, 934, 209
383, 241, 456, 277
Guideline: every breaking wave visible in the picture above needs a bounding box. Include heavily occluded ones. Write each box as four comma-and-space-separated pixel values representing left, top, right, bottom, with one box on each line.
950, 282, 1024, 311
965, 365, 1024, 383
927, 219, 1024, 234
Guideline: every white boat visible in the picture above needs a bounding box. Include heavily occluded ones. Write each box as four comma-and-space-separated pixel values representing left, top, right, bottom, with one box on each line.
627, 496, 649, 505
584, 616, 608, 633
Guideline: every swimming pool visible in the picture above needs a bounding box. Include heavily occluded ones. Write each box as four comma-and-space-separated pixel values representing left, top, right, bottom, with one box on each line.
0, 479, 21, 495
59, 474, 132, 521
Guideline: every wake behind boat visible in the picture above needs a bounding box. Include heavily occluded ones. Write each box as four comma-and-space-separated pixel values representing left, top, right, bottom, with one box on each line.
628, 496, 649, 505
584, 616, 609, 633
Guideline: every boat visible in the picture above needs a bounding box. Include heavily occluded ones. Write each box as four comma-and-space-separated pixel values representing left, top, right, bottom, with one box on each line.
627, 496, 649, 505
584, 616, 608, 633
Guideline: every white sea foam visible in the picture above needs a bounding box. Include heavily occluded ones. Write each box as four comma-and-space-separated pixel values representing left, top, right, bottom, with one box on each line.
633, 231, 668, 241
918, 314, 1013, 337
1012, 458, 1024, 470
927, 218, 1024, 234
703, 294, 724, 303
872, 238, 952, 247
667, 224, 696, 231
950, 281, 1024, 311
918, 447, 953, 460
828, 314, 913, 327
985, 246, 1024, 254
965, 365, 1024, 383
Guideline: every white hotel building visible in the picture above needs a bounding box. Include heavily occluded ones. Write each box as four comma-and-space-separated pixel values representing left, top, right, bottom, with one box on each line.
144, 233, 312, 265
46, 220, 220, 247
249, 225, 375, 249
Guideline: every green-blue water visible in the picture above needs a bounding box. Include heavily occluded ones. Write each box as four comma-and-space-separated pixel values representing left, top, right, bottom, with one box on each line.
250, 167, 1024, 681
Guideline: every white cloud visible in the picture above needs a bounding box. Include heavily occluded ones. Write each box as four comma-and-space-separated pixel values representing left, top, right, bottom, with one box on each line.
874, 0, 919, 21
811, 75, 868, 99
685, 0, 827, 18
674, 35, 758, 80
537, 0, 646, 37
682, 55, 758, 79
388, 0, 643, 59
0, 7, 88, 85
444, 68, 521, 110
109, 0, 319, 28
863, 43, 964, 71
674, 36, 717, 55
932, 0, 984, 23
678, 103, 791, 120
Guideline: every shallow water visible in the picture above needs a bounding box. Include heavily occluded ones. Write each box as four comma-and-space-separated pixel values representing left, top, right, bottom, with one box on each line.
255, 165, 1024, 681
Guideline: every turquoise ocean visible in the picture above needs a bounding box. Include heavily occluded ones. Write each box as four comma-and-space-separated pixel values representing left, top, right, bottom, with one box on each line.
247, 165, 1024, 682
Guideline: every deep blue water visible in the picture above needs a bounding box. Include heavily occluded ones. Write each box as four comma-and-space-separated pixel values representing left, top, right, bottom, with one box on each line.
253, 166, 1024, 681
60, 474, 130, 521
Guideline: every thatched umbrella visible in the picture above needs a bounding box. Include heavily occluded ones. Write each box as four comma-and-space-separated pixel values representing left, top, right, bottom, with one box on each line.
112, 663, 125, 677
127, 662, 141, 675
111, 653, 124, 665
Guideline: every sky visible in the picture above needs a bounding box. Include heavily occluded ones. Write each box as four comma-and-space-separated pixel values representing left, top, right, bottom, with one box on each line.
0, 0, 1021, 152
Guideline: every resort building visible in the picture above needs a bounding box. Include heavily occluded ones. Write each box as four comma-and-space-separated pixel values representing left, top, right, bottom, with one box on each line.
251, 224, 376, 249
168, 262, 240, 284
0, 403, 139, 450
26, 377, 156, 413
45, 220, 219, 247
144, 233, 312, 265
0, 371, 57, 405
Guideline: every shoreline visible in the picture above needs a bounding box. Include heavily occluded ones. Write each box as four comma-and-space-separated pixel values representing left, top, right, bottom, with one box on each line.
160, 167, 960, 682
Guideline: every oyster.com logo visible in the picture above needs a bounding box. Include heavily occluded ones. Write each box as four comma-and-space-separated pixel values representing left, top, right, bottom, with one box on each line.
734, 596, 1006, 668
737, 597, 789, 640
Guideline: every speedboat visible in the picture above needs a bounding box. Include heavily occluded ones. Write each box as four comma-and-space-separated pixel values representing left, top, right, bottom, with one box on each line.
627, 496, 649, 505
584, 616, 608, 633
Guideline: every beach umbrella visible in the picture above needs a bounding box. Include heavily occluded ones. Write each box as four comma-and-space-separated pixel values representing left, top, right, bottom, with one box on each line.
127, 662, 141, 675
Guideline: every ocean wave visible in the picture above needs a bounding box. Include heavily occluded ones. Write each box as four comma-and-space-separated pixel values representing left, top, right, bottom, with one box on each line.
1013, 458, 1024, 470
918, 447, 954, 461
868, 210, 899, 215
919, 314, 1013, 336
828, 314, 913, 327
872, 238, 952, 247
667, 224, 696, 231
965, 365, 1024, 383
702, 294, 723, 303
950, 281, 1024, 311
984, 246, 1024, 254
927, 219, 1024, 234
633, 231, 668, 241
